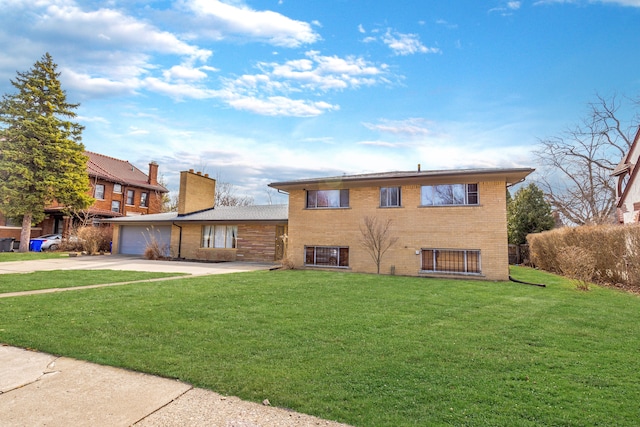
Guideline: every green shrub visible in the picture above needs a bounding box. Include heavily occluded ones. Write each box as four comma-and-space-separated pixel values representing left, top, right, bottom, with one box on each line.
528, 224, 640, 289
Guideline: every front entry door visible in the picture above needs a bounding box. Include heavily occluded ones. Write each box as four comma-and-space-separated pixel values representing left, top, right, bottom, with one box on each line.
275, 225, 287, 261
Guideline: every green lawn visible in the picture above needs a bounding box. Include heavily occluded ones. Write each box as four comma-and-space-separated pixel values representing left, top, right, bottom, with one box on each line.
1, 267, 639, 426
0, 270, 186, 293
0, 251, 67, 262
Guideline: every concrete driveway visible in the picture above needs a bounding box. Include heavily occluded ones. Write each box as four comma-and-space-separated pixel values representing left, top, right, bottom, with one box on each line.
0, 254, 276, 276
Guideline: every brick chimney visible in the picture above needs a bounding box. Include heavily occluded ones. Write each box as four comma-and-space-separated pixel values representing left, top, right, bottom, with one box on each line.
177, 170, 216, 215
148, 161, 159, 186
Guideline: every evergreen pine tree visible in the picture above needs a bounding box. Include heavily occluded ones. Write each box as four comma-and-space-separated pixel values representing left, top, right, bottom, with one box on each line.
0, 53, 93, 252
507, 183, 555, 245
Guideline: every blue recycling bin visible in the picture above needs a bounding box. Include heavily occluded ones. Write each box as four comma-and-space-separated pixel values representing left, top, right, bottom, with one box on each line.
29, 239, 43, 252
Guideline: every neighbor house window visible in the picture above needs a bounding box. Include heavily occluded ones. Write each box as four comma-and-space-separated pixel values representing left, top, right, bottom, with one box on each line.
113, 183, 122, 193
202, 225, 237, 249
95, 184, 105, 200
140, 192, 149, 208
421, 249, 481, 274
380, 186, 401, 207
420, 184, 479, 206
306, 189, 349, 208
305, 246, 349, 267
111, 200, 120, 213
126, 190, 135, 205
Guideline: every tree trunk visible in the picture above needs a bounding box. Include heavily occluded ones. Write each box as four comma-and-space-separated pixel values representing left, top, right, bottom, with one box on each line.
18, 213, 33, 253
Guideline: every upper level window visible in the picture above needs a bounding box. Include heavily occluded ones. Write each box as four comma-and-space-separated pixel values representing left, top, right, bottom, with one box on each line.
113, 183, 122, 193
421, 184, 478, 206
140, 192, 149, 208
111, 200, 120, 213
95, 184, 105, 200
126, 190, 135, 205
306, 189, 349, 208
380, 186, 401, 207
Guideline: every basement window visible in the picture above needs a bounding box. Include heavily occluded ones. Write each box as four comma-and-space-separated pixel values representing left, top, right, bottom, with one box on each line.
305, 246, 349, 267
421, 249, 481, 274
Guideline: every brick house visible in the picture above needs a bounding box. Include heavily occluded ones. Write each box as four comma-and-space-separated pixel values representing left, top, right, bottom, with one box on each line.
0, 151, 168, 243
105, 170, 288, 263
612, 126, 640, 223
42, 151, 168, 236
269, 167, 534, 281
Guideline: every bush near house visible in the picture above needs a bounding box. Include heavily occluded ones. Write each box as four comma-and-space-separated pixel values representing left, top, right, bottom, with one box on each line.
527, 224, 640, 289
76, 226, 111, 254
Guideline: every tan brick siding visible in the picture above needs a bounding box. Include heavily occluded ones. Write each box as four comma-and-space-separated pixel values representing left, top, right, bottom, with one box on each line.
286, 181, 509, 280
171, 222, 285, 263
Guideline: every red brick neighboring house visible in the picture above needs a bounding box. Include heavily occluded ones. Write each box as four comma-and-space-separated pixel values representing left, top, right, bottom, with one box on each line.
0, 151, 168, 244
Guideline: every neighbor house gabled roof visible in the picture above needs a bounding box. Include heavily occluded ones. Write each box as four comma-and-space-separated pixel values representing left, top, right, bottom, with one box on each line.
86, 151, 168, 193
101, 204, 288, 224
269, 168, 535, 191
613, 126, 640, 208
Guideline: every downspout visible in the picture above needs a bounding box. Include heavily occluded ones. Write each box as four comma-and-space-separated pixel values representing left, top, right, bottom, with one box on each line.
172, 222, 183, 259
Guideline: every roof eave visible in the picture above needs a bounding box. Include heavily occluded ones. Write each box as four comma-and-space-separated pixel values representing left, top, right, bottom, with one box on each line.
269, 168, 535, 191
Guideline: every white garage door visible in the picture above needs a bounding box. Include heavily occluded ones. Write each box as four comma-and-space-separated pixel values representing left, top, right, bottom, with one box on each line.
119, 225, 171, 256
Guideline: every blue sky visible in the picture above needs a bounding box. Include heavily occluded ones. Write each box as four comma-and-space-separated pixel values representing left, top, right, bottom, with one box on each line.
1, 0, 639, 204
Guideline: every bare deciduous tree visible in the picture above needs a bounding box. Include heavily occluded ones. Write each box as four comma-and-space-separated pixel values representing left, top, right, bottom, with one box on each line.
360, 216, 398, 274
215, 180, 254, 207
534, 94, 638, 225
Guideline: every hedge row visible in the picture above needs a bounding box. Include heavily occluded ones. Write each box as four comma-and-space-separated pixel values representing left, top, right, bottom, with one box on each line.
527, 224, 640, 288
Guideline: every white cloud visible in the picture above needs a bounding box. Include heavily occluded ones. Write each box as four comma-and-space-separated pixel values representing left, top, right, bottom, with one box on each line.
62, 68, 141, 97
36, 3, 211, 61
363, 118, 432, 136
142, 77, 220, 100
382, 29, 440, 56
261, 50, 389, 91
163, 64, 210, 81
435, 19, 458, 29
184, 0, 320, 47
226, 96, 339, 117
210, 51, 390, 116
489, 1, 523, 14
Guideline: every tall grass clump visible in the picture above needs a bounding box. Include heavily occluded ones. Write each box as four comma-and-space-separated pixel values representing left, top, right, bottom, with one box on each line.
76, 225, 112, 254
142, 226, 169, 260
528, 224, 640, 289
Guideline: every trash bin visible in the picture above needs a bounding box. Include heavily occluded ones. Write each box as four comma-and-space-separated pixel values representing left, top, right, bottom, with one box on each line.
29, 239, 43, 252
0, 238, 14, 252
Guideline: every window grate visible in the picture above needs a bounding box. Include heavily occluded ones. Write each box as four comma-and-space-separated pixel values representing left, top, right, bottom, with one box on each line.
421, 249, 481, 274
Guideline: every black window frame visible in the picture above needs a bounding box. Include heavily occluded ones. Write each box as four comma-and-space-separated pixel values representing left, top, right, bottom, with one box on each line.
304, 246, 349, 267
140, 192, 149, 208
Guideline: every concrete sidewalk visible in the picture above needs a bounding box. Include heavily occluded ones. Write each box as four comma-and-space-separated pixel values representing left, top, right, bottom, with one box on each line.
0, 345, 350, 427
